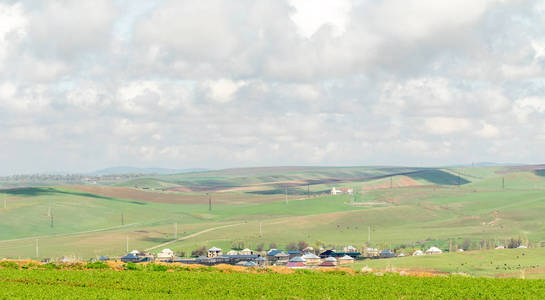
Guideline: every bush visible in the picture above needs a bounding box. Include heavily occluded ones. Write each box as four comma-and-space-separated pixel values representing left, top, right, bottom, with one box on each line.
146, 264, 168, 272
124, 262, 139, 271
191, 246, 207, 257
86, 261, 110, 270
0, 261, 19, 269
42, 263, 61, 270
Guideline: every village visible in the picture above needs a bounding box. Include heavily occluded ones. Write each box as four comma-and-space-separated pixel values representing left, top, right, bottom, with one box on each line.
96, 245, 450, 269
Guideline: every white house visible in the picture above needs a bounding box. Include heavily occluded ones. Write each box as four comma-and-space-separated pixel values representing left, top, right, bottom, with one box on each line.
331, 187, 353, 195
425, 247, 443, 255
156, 248, 174, 261
413, 250, 424, 256
208, 246, 223, 258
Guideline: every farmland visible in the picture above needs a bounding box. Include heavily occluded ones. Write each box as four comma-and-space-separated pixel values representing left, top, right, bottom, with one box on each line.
1, 165, 545, 278
1, 266, 545, 299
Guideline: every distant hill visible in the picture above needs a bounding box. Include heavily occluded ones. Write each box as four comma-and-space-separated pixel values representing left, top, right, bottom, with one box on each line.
89, 167, 208, 175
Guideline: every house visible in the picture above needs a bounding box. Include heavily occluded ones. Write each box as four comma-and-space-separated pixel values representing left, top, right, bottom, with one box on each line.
379, 250, 395, 258
240, 248, 254, 255
287, 250, 302, 259
208, 247, 223, 258
267, 249, 282, 257
286, 256, 306, 268
156, 248, 174, 262
255, 256, 266, 266
495, 246, 505, 250
241, 261, 257, 267
302, 252, 321, 265
323, 256, 338, 266
121, 253, 139, 263
273, 252, 289, 265
302, 246, 314, 253
226, 250, 239, 255
331, 187, 353, 195
517, 245, 528, 249
98, 256, 109, 262
319, 257, 337, 268
338, 255, 355, 265
319, 249, 336, 258
425, 247, 443, 255
343, 245, 357, 252
412, 250, 424, 256
365, 248, 379, 257
320, 249, 361, 259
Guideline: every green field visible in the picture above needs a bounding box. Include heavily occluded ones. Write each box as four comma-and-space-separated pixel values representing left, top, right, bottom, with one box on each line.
1, 165, 545, 278
1, 267, 545, 299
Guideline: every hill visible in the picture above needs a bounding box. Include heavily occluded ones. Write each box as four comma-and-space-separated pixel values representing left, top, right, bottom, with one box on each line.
1, 164, 545, 273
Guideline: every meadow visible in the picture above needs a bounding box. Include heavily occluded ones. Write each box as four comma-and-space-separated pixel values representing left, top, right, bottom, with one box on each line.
1, 265, 545, 299
1, 165, 545, 278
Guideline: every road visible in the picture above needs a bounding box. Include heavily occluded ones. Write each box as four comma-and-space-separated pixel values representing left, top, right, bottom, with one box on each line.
144, 222, 244, 251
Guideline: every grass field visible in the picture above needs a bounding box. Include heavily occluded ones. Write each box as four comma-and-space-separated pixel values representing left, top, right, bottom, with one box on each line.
1, 165, 545, 279
1, 266, 545, 299
353, 248, 545, 278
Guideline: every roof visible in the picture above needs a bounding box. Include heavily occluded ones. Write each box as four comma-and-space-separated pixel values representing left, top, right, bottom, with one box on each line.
289, 256, 306, 262
241, 248, 252, 252
256, 257, 266, 261
380, 250, 393, 254
339, 255, 354, 260
197, 256, 209, 260
267, 249, 282, 256
98, 256, 109, 261
208, 247, 222, 251
287, 250, 301, 255
319, 261, 336, 267
274, 252, 289, 257
413, 250, 424, 255
122, 253, 138, 259
242, 261, 257, 267
324, 256, 337, 262
426, 247, 442, 253
286, 262, 306, 268
302, 252, 320, 259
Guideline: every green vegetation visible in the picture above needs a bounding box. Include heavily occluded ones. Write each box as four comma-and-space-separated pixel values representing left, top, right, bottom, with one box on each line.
1, 268, 545, 299
354, 248, 545, 278
2, 165, 545, 279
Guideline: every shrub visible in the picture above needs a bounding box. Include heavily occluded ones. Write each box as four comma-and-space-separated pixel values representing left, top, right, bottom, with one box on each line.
86, 261, 110, 270
0, 261, 19, 269
124, 262, 139, 271
146, 264, 168, 272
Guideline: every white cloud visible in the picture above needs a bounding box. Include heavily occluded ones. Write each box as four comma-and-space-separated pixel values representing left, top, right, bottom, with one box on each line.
1, 0, 545, 174
288, 0, 351, 38
205, 79, 246, 103
423, 117, 472, 135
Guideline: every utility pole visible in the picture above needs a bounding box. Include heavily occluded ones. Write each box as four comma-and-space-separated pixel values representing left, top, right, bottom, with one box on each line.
121, 212, 124, 226
3, 195, 6, 209
307, 184, 310, 198
35, 239, 39, 257
50, 212, 54, 228
390, 176, 393, 189
285, 186, 288, 205
208, 193, 212, 211
259, 221, 262, 237
502, 177, 505, 189
368, 225, 371, 242
174, 222, 178, 239
126, 235, 129, 253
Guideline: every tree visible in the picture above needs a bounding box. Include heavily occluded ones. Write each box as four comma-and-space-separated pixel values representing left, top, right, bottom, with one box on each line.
297, 240, 309, 250
176, 250, 186, 257
269, 242, 277, 250
286, 242, 297, 250
461, 238, 471, 250
191, 246, 206, 257
256, 243, 264, 252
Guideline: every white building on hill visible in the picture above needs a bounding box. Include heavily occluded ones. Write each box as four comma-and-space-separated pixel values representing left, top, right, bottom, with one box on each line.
331, 187, 353, 195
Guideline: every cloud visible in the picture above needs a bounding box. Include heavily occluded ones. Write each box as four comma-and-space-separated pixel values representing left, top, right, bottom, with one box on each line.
0, 0, 544, 174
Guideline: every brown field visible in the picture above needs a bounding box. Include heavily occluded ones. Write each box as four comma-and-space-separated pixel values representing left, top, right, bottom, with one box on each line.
67, 186, 297, 205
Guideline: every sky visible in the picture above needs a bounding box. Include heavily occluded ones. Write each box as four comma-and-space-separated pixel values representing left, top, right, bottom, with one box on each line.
0, 0, 544, 175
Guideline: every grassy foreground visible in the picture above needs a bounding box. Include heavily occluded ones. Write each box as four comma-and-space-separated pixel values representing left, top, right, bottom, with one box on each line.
1, 267, 545, 299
